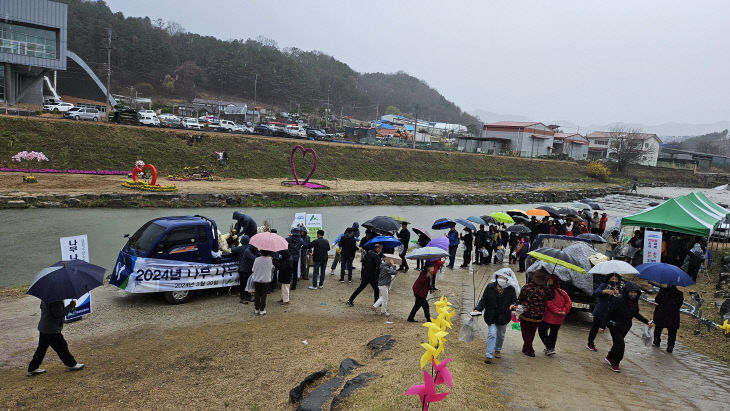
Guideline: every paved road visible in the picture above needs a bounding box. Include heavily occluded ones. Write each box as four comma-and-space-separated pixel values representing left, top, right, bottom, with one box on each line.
461, 265, 730, 411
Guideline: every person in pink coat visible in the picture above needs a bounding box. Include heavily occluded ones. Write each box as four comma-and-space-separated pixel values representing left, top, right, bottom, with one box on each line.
538, 274, 572, 356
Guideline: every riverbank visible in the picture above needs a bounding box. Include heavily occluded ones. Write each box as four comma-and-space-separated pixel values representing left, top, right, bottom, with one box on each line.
0, 174, 622, 208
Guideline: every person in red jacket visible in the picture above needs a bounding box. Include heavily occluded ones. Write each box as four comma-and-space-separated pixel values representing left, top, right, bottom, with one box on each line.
599, 213, 608, 235
538, 275, 572, 356
407, 261, 434, 322
430, 258, 444, 291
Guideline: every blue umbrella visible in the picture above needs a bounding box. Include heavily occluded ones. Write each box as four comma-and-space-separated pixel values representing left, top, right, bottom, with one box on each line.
364, 235, 402, 249
454, 218, 476, 232
635, 263, 695, 286
27, 260, 106, 302
466, 216, 487, 226
432, 218, 454, 230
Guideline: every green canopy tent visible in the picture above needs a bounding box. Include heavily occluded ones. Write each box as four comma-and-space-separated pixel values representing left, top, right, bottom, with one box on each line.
688, 192, 730, 218
621, 198, 720, 237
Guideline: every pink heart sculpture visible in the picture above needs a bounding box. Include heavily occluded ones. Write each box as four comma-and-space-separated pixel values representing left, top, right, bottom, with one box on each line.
290, 145, 318, 185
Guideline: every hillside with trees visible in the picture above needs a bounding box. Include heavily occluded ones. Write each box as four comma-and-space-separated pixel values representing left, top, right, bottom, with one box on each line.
58, 0, 479, 127
676, 129, 729, 155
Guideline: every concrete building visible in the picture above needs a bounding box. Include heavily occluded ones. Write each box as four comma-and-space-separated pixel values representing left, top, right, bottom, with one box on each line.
0, 0, 68, 105
586, 131, 662, 166
458, 121, 555, 156
553, 132, 589, 160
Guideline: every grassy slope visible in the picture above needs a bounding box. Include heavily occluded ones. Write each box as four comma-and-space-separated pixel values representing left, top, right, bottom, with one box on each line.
1, 116, 593, 183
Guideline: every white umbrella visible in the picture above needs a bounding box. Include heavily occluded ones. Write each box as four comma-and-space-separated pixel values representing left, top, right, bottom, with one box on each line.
588, 260, 639, 276
406, 246, 449, 260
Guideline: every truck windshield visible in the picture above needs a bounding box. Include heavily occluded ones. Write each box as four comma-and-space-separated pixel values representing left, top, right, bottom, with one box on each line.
127, 222, 166, 253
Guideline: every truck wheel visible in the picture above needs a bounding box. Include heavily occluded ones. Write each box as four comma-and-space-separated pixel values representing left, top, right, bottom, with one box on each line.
164, 290, 193, 304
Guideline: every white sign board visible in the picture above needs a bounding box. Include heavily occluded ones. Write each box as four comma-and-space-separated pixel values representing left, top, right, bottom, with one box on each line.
60, 235, 91, 320
643, 230, 662, 264
292, 212, 306, 228
305, 214, 323, 240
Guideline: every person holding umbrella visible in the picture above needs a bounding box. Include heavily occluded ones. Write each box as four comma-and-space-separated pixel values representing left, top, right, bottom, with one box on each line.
447, 223, 459, 269
397, 222, 411, 272
474, 225, 488, 265
26, 260, 106, 376
600, 282, 653, 372
474, 268, 519, 364
250, 250, 274, 315
653, 285, 684, 353
415, 229, 430, 270
516, 267, 555, 357
459, 227, 473, 268
347, 243, 382, 307
586, 274, 622, 352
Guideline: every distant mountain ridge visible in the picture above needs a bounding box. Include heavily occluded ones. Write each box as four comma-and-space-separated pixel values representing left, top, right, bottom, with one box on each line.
59, 0, 479, 126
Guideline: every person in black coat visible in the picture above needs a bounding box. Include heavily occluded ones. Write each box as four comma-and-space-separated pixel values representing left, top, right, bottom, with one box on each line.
302, 230, 331, 289
232, 211, 257, 238
474, 273, 518, 363
347, 243, 382, 306
600, 282, 653, 371
459, 228, 473, 268
397, 222, 411, 272
338, 228, 358, 283
474, 225, 487, 265
586, 274, 621, 351
652, 285, 684, 353
274, 250, 293, 305
28, 300, 84, 376
286, 229, 304, 290
231, 235, 257, 303
415, 232, 430, 269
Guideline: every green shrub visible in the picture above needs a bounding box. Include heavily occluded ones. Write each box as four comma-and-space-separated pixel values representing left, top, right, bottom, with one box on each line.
586, 161, 610, 181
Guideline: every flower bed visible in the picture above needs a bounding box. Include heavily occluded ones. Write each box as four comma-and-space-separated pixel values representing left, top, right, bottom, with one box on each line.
122, 179, 178, 192
0, 168, 128, 175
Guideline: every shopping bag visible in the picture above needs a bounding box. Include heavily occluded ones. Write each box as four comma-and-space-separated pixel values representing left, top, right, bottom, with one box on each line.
245, 275, 255, 293
459, 317, 477, 343
436, 268, 445, 281
641, 324, 654, 346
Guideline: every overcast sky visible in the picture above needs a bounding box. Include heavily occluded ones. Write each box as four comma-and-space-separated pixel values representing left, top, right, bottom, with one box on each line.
104, 0, 729, 127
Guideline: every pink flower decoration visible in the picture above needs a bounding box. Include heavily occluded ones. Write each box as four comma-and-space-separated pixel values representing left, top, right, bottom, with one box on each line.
404, 369, 449, 410
433, 358, 452, 389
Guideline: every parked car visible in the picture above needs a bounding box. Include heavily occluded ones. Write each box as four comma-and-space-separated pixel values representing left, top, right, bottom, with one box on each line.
138, 112, 160, 126
138, 109, 155, 116
43, 102, 74, 112
306, 128, 327, 139
183, 117, 202, 130
68, 107, 100, 121
253, 124, 273, 135
217, 119, 239, 132
286, 125, 307, 138
159, 114, 181, 128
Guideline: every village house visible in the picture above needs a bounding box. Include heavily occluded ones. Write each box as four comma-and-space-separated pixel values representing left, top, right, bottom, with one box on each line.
553, 132, 589, 160
586, 131, 662, 166
458, 121, 555, 157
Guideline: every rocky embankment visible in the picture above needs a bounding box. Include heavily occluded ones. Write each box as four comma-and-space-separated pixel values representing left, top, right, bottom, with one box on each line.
0, 187, 624, 209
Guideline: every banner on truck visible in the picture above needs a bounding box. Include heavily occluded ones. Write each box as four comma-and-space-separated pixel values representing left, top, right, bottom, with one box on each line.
60, 234, 91, 321
110, 256, 239, 293
643, 230, 662, 264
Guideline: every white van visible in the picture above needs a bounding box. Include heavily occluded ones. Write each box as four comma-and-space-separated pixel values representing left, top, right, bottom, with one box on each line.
218, 120, 238, 132
138, 113, 160, 126
286, 125, 306, 138
183, 117, 202, 129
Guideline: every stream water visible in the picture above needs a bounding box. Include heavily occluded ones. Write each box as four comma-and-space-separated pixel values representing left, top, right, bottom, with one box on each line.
0, 202, 588, 287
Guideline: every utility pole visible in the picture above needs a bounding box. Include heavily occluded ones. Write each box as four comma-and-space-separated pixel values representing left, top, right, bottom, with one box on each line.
413, 104, 419, 149
340, 105, 343, 128
376, 104, 379, 121
105, 28, 112, 117
253, 73, 258, 124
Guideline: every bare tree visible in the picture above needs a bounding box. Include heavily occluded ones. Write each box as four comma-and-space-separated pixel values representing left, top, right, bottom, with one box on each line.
608, 126, 654, 172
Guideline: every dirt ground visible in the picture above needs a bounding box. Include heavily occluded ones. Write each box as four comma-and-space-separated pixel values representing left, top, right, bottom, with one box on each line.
2, 254, 728, 410
0, 171, 604, 196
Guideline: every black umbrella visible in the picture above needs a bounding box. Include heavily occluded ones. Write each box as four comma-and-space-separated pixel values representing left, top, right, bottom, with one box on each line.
507, 224, 532, 234
27, 260, 106, 302
362, 216, 400, 235
528, 247, 586, 273
576, 233, 607, 243
557, 207, 578, 217
512, 215, 530, 223
536, 206, 561, 219
479, 215, 498, 225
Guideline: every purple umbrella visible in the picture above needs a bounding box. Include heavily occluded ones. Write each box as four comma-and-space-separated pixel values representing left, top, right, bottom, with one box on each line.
427, 236, 449, 251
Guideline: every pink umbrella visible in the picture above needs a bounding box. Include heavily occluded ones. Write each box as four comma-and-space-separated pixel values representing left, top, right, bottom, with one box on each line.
412, 226, 432, 239
249, 232, 288, 252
